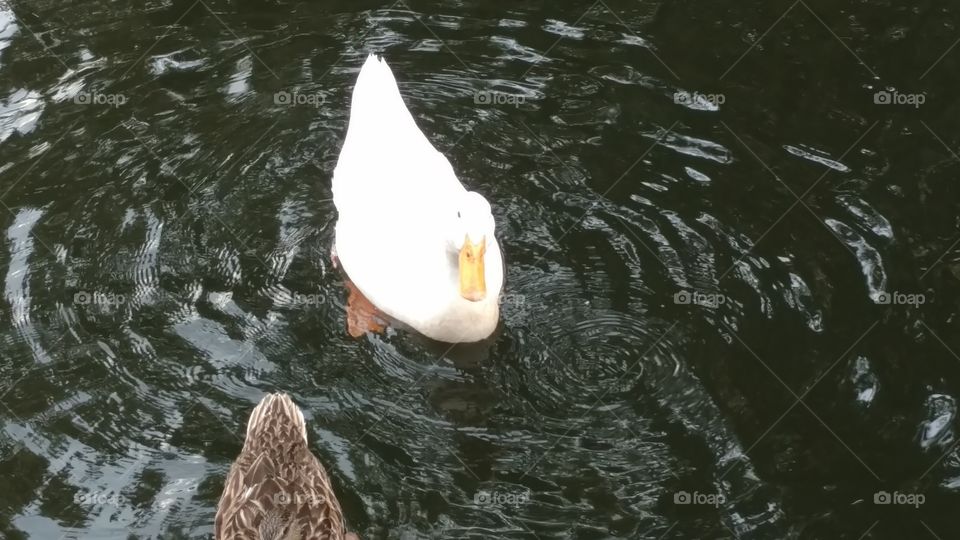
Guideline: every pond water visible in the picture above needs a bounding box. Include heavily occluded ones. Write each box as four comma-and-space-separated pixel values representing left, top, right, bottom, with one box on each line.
0, 0, 959, 538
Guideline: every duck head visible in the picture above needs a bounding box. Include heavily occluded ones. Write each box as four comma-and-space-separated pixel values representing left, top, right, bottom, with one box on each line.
446, 191, 496, 302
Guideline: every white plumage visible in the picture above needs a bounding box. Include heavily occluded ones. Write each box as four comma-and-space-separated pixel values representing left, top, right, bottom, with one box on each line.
333, 55, 503, 343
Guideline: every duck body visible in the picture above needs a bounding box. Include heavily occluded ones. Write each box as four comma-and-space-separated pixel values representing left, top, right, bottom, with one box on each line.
215, 393, 356, 540
332, 55, 504, 343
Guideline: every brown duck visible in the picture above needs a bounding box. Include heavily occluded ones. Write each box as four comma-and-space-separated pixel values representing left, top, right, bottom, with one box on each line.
215, 393, 360, 539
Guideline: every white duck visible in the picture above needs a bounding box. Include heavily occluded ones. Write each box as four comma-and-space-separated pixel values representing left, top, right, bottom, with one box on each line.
332, 54, 503, 343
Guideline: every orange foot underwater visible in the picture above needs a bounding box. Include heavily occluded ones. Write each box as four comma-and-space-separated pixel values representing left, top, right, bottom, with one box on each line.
345, 279, 387, 338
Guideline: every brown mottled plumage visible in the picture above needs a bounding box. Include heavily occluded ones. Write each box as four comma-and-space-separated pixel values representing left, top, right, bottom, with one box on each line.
215, 393, 359, 540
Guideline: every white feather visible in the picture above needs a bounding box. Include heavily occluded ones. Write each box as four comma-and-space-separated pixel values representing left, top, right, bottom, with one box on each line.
332, 55, 503, 342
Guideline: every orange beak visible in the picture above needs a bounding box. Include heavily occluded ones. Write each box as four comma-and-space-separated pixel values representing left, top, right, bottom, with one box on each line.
459, 235, 486, 302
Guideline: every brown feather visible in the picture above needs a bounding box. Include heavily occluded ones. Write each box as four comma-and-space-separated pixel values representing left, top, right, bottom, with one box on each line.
215, 393, 356, 540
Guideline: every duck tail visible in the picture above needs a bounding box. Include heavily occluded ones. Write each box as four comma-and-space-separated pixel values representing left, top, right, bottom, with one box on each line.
244, 393, 308, 445
347, 54, 410, 133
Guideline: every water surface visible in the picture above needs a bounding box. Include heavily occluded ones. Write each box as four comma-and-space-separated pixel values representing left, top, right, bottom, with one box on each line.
1, 1, 959, 538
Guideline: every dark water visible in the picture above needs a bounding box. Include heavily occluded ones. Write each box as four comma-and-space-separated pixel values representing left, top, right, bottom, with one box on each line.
0, 0, 958, 538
